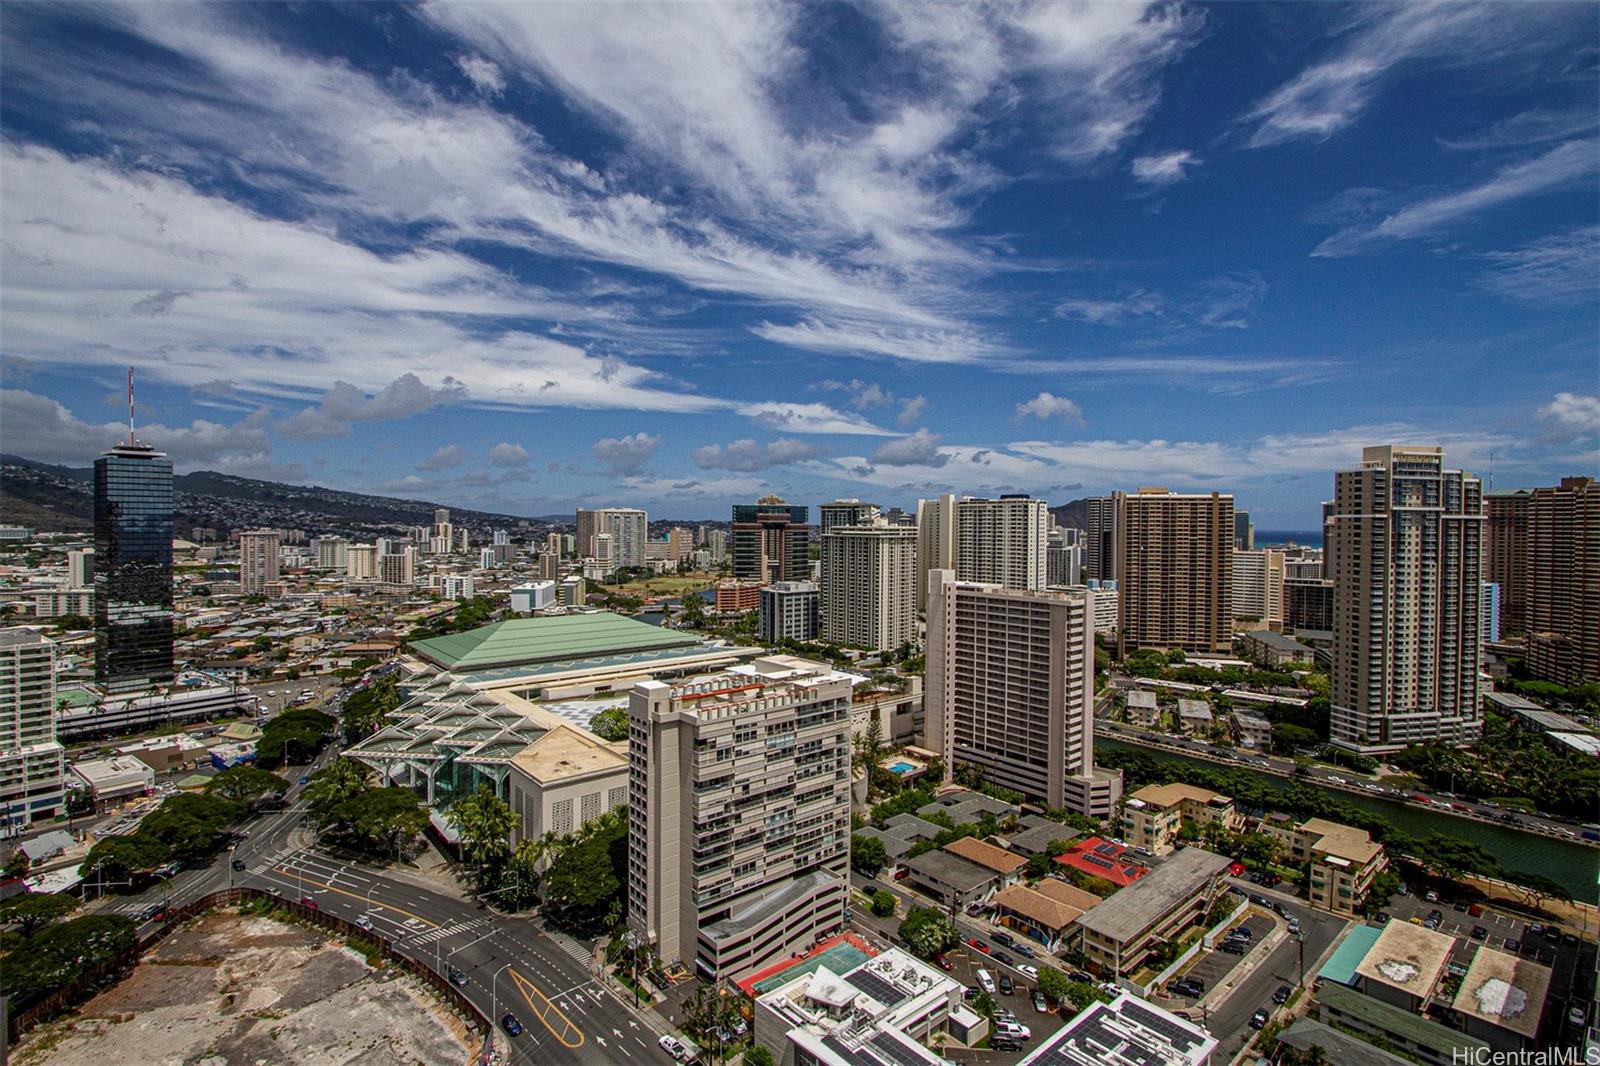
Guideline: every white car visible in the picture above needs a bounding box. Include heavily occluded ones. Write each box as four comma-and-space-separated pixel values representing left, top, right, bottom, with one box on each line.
995, 1019, 1032, 1041
1016, 963, 1038, 981
355, 915, 375, 932
659, 1035, 698, 1062
976, 968, 995, 993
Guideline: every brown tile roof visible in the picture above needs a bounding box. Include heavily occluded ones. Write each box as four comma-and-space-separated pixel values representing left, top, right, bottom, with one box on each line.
943, 835, 1025, 875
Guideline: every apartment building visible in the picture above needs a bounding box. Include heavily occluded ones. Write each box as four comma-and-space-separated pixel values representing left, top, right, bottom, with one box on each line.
759, 581, 820, 643
346, 543, 378, 580
1329, 445, 1483, 752
1086, 495, 1117, 583
914, 493, 956, 612
1119, 783, 1240, 855
1232, 548, 1285, 626
925, 571, 1120, 817
0, 630, 65, 829
820, 521, 918, 652
1260, 816, 1387, 916
954, 495, 1048, 591
66, 548, 94, 589
378, 546, 416, 586
1485, 489, 1532, 635
1114, 488, 1234, 657
576, 507, 649, 568
732, 496, 810, 583
1524, 476, 1598, 686
1074, 847, 1232, 979
627, 656, 852, 980
819, 498, 880, 534
237, 529, 282, 595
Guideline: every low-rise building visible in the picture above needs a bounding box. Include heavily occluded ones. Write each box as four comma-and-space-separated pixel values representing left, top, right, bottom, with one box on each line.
1176, 699, 1212, 735
1237, 629, 1315, 667
1120, 783, 1239, 855
1353, 921, 1455, 1012
1015, 991, 1217, 1066
1260, 816, 1387, 915
1448, 946, 1552, 1052
990, 878, 1100, 953
1125, 689, 1159, 727
714, 578, 764, 613
942, 836, 1026, 888
507, 722, 629, 843
1055, 836, 1149, 889
759, 581, 820, 643
1072, 846, 1231, 979
1231, 709, 1272, 750
901, 848, 1000, 909
69, 755, 155, 805
1314, 983, 1485, 1066
752, 947, 976, 1066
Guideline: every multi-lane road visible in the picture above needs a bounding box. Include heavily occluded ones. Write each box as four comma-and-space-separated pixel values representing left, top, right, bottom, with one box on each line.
93, 746, 677, 1066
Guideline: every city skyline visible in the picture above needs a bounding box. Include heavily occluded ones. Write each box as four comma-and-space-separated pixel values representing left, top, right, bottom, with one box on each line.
2, 3, 1596, 525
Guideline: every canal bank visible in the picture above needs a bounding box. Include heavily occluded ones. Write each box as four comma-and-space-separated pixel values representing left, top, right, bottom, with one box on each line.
1096, 737, 1599, 900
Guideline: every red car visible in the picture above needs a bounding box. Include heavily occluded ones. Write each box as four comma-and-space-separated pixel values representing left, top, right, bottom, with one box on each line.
934, 955, 954, 971
967, 937, 990, 954
300, 895, 318, 910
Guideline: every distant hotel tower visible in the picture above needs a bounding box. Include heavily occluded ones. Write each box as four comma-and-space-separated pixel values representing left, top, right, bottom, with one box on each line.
730, 495, 809, 583
94, 440, 175, 691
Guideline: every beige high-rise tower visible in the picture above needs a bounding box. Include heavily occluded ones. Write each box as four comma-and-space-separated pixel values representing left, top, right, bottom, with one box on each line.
627, 657, 852, 980
820, 520, 918, 652
1525, 477, 1598, 686
238, 529, 281, 595
1114, 488, 1234, 657
954, 495, 1048, 591
925, 571, 1121, 818
915, 493, 957, 612
1329, 445, 1483, 752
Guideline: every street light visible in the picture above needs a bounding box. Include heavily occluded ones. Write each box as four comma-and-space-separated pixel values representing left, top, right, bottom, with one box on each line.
489, 959, 514, 1029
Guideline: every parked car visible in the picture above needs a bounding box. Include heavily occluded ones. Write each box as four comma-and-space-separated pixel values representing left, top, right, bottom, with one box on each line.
1467, 903, 1484, 917
1376, 912, 1391, 924
967, 936, 989, 954
994, 1019, 1031, 1041
992, 931, 1014, 947
1287, 919, 1301, 935
300, 895, 318, 910
502, 1014, 523, 1037
1563, 932, 1580, 946
447, 967, 468, 988
1013, 942, 1036, 958
976, 969, 995, 993
1570, 1006, 1589, 1028
1250, 1009, 1270, 1030
990, 1035, 1023, 1053
1272, 985, 1292, 1005
1250, 894, 1270, 907
659, 1035, 697, 1062
1017, 964, 1038, 981
1470, 925, 1488, 941
1229, 926, 1253, 941
1033, 990, 1049, 1013
1069, 971, 1094, 983
994, 951, 1013, 966
1219, 941, 1247, 956
998, 974, 1014, 996
963, 986, 978, 1001
934, 955, 953, 972
1424, 889, 1439, 903
1504, 938, 1521, 953
1544, 924, 1563, 941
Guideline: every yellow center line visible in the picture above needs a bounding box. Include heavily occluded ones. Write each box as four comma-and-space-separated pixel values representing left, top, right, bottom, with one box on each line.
508, 967, 585, 1049
268, 865, 439, 929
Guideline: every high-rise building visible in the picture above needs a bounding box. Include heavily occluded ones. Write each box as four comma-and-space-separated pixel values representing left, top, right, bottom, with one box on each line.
1285, 578, 1334, 632
627, 657, 852, 979
1524, 476, 1599, 685
347, 544, 378, 580
1086, 496, 1117, 583
819, 521, 917, 652
1481, 582, 1501, 645
914, 493, 956, 612
1114, 488, 1234, 657
592, 532, 615, 567
1234, 511, 1254, 551
440, 574, 474, 601
731, 496, 809, 583
0, 629, 65, 829
538, 551, 561, 581
545, 531, 562, 556
668, 527, 695, 563
705, 529, 729, 566
925, 571, 1120, 817
1232, 549, 1285, 626
66, 548, 95, 590
314, 536, 349, 571
1329, 445, 1483, 752
94, 441, 174, 692
479, 547, 496, 569
955, 495, 1048, 591
238, 529, 282, 595
455, 527, 469, 553
1046, 527, 1083, 587
433, 507, 450, 527
492, 529, 509, 546
576, 507, 648, 568
759, 581, 820, 643
818, 498, 880, 535
379, 546, 417, 586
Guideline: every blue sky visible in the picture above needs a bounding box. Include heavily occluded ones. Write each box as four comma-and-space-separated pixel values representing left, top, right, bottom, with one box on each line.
1, 2, 1595, 523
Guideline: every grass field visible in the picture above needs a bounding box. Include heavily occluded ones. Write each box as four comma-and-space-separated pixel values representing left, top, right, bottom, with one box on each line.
608, 573, 718, 597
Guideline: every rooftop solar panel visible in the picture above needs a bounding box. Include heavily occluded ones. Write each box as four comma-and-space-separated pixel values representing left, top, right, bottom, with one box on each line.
845, 968, 907, 1008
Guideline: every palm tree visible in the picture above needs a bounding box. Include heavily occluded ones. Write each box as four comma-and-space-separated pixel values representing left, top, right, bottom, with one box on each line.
447, 783, 516, 881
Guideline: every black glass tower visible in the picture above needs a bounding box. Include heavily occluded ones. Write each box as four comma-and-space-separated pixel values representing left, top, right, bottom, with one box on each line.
94, 442, 175, 691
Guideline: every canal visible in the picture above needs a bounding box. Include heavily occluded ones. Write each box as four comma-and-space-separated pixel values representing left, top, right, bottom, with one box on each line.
1096, 737, 1599, 900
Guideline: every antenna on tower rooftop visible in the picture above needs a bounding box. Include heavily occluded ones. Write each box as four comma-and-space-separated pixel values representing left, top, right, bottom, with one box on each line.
127, 366, 137, 446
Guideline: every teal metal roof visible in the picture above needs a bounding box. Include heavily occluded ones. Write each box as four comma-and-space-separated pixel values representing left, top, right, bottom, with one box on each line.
410, 613, 703, 670
1319, 923, 1383, 987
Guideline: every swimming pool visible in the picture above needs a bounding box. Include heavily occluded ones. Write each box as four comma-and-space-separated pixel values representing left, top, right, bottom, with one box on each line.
888, 761, 917, 774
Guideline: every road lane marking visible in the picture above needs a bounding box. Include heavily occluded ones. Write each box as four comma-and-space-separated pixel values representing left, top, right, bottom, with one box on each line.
508, 968, 585, 1049
263, 865, 440, 928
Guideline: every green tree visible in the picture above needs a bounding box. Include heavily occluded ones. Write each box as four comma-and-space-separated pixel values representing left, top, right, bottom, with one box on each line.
340, 678, 399, 739
257, 707, 334, 767
589, 705, 629, 741
851, 834, 887, 877
972, 990, 997, 1020
304, 757, 374, 828
448, 783, 516, 877
1036, 965, 1069, 1004
897, 906, 958, 960
871, 889, 896, 918
1026, 851, 1055, 879
744, 1048, 774, 1066
338, 787, 429, 857
205, 765, 288, 806
541, 810, 628, 933
0, 915, 137, 1005
140, 793, 242, 860
0, 893, 79, 936
3, 850, 29, 879
84, 834, 171, 884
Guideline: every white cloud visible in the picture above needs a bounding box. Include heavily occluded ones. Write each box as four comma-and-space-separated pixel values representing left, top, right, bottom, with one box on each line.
454, 54, 506, 96
593, 432, 660, 476
1056, 291, 1164, 325
739, 402, 897, 436
751, 318, 998, 364
488, 442, 530, 466
693, 438, 826, 472
1438, 108, 1600, 151
1477, 225, 1600, 307
1314, 140, 1600, 257
870, 428, 948, 468
416, 444, 471, 472
1131, 150, 1198, 185
897, 395, 927, 427
1537, 393, 1600, 441
1015, 392, 1086, 426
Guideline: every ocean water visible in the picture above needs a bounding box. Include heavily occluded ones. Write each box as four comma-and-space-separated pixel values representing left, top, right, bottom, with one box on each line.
1254, 529, 1323, 548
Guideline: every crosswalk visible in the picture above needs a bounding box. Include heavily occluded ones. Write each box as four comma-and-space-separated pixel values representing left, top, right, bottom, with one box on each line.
408, 918, 489, 945
545, 929, 595, 966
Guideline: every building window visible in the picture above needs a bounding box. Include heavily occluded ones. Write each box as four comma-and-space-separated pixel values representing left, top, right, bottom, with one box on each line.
553, 798, 574, 835
581, 791, 601, 825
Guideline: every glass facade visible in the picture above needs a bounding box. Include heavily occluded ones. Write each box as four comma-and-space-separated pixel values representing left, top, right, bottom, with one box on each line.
94, 444, 174, 691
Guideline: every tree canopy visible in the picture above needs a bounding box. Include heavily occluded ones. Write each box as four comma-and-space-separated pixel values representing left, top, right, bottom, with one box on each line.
447, 783, 516, 873
257, 707, 335, 767
897, 906, 957, 960
0, 893, 79, 936
205, 765, 288, 806
541, 809, 628, 933
588, 706, 629, 742
851, 834, 887, 877
0, 914, 137, 1006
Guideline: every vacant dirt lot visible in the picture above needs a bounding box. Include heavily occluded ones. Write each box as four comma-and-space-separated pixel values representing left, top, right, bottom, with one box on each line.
14, 909, 473, 1066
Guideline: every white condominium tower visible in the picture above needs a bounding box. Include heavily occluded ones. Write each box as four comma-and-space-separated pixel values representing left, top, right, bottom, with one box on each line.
1329, 445, 1484, 752
954, 495, 1048, 591
627, 657, 852, 980
818, 498, 880, 535
576, 507, 649, 568
1233, 548, 1285, 626
820, 520, 918, 652
925, 572, 1120, 818
0, 629, 65, 828
915, 493, 957, 612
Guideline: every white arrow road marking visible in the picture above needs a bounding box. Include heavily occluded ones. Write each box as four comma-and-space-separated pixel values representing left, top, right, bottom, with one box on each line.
612, 1029, 623, 1039
628, 1021, 639, 1030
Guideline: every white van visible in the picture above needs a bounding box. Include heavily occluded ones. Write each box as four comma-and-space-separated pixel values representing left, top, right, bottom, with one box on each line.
976, 968, 995, 993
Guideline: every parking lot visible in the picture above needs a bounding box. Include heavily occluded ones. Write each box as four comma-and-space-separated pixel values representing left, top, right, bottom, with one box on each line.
1165, 907, 1280, 1005
940, 939, 1071, 1065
